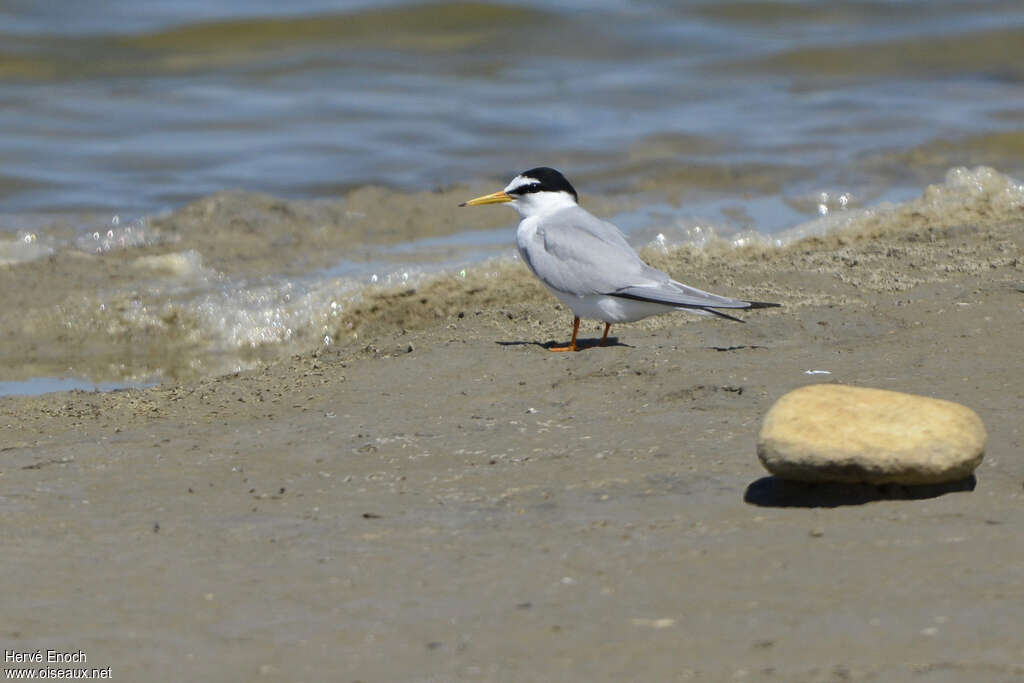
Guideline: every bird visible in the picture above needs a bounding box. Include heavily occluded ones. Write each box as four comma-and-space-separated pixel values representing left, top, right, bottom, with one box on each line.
459, 167, 779, 351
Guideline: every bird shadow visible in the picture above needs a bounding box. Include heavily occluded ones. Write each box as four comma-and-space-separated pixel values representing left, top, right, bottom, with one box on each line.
743, 475, 977, 508
495, 336, 632, 350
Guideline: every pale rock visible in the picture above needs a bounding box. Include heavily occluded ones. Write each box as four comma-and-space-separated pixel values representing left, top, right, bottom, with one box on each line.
757, 384, 986, 484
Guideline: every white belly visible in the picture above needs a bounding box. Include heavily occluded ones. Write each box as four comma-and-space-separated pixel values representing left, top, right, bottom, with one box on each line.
548, 288, 679, 324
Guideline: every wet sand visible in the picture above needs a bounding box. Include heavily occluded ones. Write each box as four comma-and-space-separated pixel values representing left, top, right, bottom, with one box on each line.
2, 196, 1023, 681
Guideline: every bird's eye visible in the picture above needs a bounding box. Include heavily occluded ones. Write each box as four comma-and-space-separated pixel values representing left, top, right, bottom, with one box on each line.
512, 183, 542, 195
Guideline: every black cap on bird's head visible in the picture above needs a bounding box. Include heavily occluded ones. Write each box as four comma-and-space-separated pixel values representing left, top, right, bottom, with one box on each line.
459, 166, 579, 209
508, 167, 578, 202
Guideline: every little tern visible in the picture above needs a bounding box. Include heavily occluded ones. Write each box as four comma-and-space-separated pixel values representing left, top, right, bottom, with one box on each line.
460, 167, 779, 351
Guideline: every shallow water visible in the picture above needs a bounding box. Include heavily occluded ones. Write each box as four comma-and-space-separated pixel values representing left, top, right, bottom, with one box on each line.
0, 377, 156, 397
2, 1, 1024, 390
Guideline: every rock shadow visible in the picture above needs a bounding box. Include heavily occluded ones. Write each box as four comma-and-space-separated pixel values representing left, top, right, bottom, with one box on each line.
744, 475, 977, 508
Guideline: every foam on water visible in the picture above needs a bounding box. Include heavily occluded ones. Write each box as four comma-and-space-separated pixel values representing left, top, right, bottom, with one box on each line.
131, 250, 207, 278
0, 231, 53, 265
776, 166, 1024, 245
75, 216, 165, 254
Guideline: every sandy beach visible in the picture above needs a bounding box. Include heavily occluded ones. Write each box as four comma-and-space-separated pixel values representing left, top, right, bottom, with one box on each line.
2, 174, 1022, 681
6, 2, 1024, 680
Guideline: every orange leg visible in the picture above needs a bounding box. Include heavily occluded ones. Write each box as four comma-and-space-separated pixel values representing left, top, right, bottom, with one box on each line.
549, 316, 581, 352
599, 322, 611, 347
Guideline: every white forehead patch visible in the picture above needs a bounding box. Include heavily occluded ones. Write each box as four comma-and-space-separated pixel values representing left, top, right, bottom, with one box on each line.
503, 174, 538, 194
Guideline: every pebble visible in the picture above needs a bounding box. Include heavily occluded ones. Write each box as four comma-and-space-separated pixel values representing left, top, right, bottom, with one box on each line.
757, 384, 986, 484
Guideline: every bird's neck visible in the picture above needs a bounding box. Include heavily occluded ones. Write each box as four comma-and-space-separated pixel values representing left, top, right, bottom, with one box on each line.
512, 191, 578, 218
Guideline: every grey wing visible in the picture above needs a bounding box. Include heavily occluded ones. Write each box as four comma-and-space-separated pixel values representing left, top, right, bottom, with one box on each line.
520, 206, 757, 309
518, 207, 651, 296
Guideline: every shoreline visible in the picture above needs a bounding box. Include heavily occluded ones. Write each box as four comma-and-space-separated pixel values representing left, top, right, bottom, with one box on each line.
0, 166, 1019, 388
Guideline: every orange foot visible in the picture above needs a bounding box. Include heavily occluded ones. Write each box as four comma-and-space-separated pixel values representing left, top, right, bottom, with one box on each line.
549, 316, 581, 352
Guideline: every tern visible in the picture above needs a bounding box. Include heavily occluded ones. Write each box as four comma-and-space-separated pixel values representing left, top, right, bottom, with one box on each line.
460, 167, 779, 351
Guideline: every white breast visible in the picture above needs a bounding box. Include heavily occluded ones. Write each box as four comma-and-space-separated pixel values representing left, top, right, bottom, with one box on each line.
515, 216, 544, 278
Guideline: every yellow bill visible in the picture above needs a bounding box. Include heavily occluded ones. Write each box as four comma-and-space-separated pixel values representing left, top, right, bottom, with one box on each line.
459, 190, 512, 207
